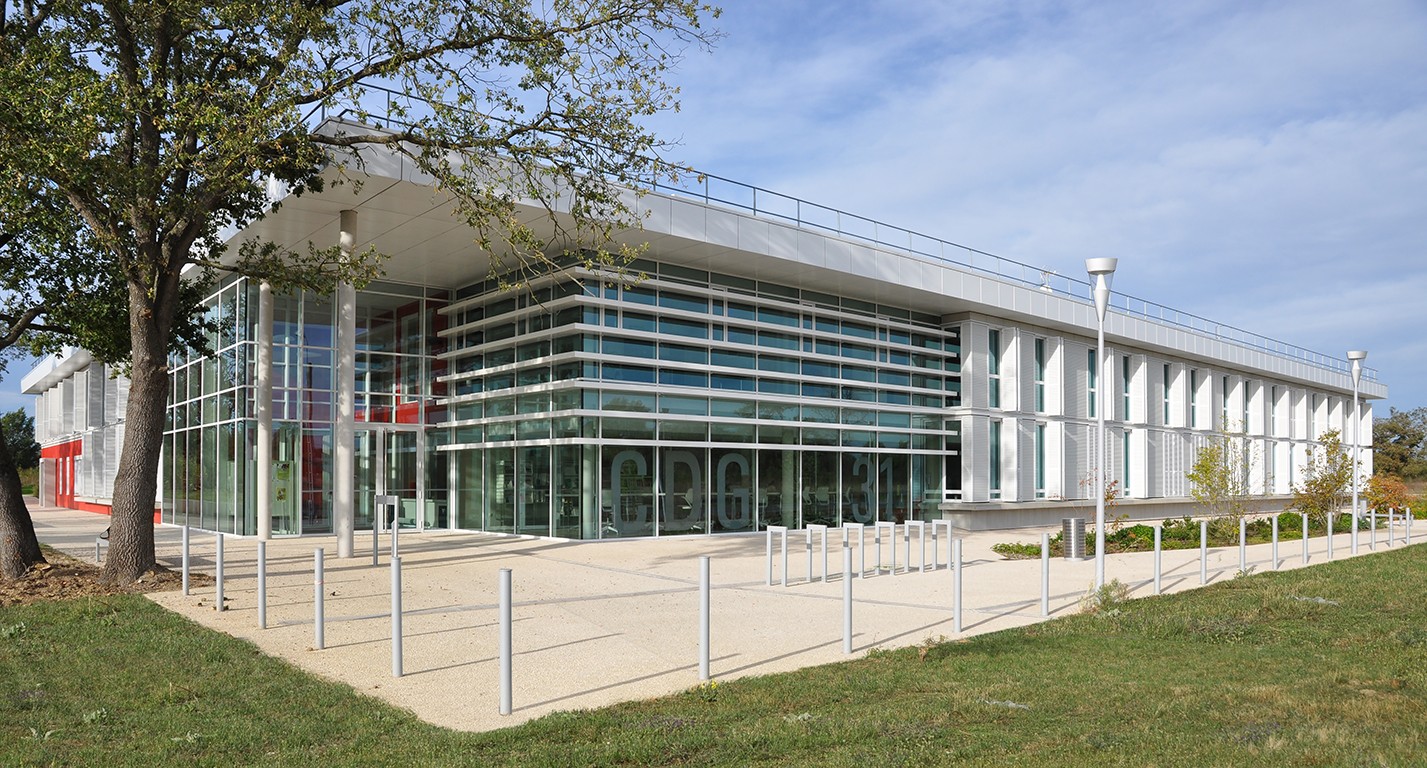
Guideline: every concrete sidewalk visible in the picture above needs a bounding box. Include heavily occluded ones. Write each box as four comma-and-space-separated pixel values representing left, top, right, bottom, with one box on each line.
26, 502, 1414, 733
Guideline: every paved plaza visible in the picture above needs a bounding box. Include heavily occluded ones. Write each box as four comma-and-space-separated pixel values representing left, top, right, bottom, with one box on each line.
28, 502, 1409, 733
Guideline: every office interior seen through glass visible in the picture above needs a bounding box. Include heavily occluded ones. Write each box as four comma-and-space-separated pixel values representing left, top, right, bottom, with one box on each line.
162, 279, 451, 537
155, 261, 964, 539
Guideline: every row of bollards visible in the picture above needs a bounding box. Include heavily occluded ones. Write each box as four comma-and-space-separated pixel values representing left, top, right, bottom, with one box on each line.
167, 507, 1418, 719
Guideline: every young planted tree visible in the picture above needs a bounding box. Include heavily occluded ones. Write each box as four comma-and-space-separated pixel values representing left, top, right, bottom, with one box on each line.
1288, 429, 1355, 528
0, 0, 719, 582
1185, 427, 1258, 535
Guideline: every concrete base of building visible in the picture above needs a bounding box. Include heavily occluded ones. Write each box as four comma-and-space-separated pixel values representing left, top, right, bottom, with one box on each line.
938, 495, 1300, 531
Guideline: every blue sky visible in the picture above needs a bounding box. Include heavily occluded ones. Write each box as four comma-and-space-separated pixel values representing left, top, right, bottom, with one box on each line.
5, 0, 1424, 418
646, 0, 1427, 415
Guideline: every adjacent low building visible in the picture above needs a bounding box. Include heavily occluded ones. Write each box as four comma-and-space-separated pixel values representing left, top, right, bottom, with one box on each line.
26, 125, 1385, 548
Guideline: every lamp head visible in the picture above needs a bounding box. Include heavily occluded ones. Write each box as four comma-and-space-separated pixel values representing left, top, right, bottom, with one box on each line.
1085, 258, 1119, 322
1348, 350, 1367, 387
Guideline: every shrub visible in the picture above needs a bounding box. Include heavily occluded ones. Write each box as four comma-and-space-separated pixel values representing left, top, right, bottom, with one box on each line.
991, 542, 1042, 560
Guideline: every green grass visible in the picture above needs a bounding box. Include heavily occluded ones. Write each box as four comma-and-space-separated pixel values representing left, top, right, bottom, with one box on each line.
5, 548, 1427, 766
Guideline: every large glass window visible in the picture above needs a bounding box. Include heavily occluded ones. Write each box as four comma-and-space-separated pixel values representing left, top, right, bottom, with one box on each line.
712, 448, 755, 532
603, 445, 654, 537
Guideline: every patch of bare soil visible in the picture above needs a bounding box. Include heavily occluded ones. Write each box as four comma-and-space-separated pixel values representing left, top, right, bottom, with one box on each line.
1, 549, 210, 607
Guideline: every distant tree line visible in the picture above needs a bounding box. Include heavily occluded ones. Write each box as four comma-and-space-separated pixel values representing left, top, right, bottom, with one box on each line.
1373, 407, 1427, 480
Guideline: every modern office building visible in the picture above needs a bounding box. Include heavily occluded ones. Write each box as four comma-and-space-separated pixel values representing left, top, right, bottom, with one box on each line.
24, 124, 1385, 546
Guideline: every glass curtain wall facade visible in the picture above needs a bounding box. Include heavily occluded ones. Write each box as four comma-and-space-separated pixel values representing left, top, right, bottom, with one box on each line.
442, 259, 964, 538
161, 276, 450, 535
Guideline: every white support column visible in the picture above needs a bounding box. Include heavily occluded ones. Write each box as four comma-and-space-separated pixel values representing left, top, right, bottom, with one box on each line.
256, 281, 274, 541
334, 210, 358, 558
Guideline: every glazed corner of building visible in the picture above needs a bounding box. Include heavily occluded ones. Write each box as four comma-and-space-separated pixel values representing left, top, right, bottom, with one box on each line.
19, 142, 1386, 536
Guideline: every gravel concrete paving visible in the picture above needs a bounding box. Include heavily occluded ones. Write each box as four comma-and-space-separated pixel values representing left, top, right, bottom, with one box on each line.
28, 502, 1406, 733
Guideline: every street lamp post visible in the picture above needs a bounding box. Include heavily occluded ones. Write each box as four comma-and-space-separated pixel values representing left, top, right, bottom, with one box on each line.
1348, 350, 1367, 555
1086, 257, 1118, 588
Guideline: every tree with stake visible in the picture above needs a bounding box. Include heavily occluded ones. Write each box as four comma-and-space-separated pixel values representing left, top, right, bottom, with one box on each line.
1186, 425, 1259, 538
1288, 429, 1355, 536
0, 0, 720, 582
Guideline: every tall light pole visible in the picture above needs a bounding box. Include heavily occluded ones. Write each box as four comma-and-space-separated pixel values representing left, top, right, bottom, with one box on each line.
1086, 257, 1118, 588
1348, 350, 1366, 555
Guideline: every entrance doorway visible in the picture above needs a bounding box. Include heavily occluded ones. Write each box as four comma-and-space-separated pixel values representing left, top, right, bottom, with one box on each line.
356, 426, 428, 531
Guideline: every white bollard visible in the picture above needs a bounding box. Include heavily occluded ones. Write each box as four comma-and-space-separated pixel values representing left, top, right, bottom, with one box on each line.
1271, 515, 1279, 571
699, 556, 710, 681
314, 548, 325, 650
499, 568, 512, 716
215, 532, 225, 612
391, 555, 403, 678
1153, 526, 1162, 596
1352, 506, 1359, 555
182, 524, 191, 596
781, 528, 788, 587
1200, 520, 1208, 585
805, 528, 813, 584
1239, 518, 1247, 573
843, 543, 853, 655
258, 540, 267, 629
1318, 511, 1329, 559
1041, 532, 1050, 616
1302, 513, 1309, 564
952, 538, 963, 634
765, 527, 773, 586
1371, 508, 1377, 551
821, 527, 829, 583
372, 507, 380, 566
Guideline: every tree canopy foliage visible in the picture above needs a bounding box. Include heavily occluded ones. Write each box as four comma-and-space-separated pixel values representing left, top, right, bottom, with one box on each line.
1372, 407, 1427, 480
0, 408, 37, 470
0, 0, 719, 581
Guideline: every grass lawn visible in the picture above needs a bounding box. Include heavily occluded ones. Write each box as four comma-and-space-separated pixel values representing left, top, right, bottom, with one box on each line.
3, 547, 1427, 766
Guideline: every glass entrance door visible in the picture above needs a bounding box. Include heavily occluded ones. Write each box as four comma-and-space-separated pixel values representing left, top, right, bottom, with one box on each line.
356, 426, 424, 531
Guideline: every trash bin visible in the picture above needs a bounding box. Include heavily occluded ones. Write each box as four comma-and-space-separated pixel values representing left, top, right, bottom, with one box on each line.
1062, 518, 1086, 560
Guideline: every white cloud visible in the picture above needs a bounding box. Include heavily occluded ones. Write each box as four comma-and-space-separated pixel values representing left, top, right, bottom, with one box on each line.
655, 0, 1427, 409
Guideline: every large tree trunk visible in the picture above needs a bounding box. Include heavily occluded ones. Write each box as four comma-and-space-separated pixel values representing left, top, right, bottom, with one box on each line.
100, 282, 172, 584
0, 420, 45, 580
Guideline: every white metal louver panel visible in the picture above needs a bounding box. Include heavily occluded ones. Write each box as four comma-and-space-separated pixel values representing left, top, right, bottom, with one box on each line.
88, 364, 105, 427
1065, 340, 1089, 421
114, 375, 130, 422
1145, 429, 1163, 497
1063, 422, 1088, 500
964, 415, 988, 503
73, 368, 87, 436
1045, 337, 1064, 416
60, 378, 74, 435
103, 373, 118, 427
1014, 332, 1035, 414
1015, 417, 1035, 501
966, 323, 987, 410
1147, 359, 1165, 427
